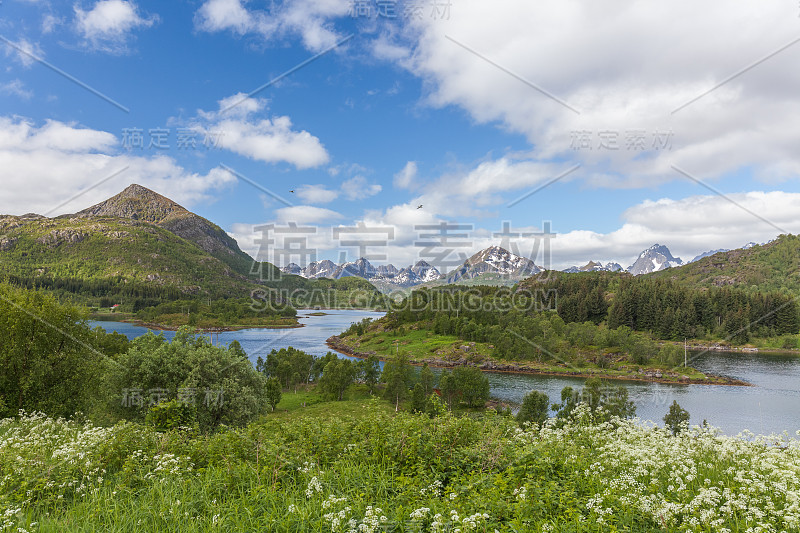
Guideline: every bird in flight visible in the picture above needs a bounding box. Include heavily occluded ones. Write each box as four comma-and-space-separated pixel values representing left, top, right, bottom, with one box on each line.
417, 204, 423, 209
289, 190, 295, 193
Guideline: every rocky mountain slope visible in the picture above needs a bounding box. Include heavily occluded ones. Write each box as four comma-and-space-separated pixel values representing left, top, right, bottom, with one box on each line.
563, 261, 623, 273
649, 234, 800, 293
74, 184, 254, 276
445, 246, 541, 283
626, 244, 684, 275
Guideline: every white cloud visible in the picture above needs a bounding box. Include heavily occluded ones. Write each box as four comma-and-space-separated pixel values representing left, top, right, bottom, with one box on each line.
341, 176, 381, 200
0, 80, 33, 100
75, 0, 157, 52
194, 0, 350, 52
393, 161, 417, 189
0, 116, 235, 215
274, 205, 344, 225
296, 184, 339, 204
387, 1, 800, 188
192, 93, 330, 169
195, 0, 256, 35
3, 38, 44, 68
42, 14, 62, 34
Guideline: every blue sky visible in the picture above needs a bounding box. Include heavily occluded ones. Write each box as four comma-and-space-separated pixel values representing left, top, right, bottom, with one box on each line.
2, 0, 800, 270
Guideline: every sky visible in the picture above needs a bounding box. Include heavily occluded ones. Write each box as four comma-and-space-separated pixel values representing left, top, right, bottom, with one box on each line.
2, 0, 800, 271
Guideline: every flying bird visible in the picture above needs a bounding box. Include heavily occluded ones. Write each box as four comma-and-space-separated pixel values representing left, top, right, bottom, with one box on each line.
289, 190, 295, 193
417, 205, 423, 209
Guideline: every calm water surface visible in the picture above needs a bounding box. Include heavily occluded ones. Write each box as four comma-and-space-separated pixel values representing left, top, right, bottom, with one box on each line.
92, 310, 800, 436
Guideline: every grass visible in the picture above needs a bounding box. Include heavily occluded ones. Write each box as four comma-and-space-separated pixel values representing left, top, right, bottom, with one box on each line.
3, 404, 800, 532
339, 329, 735, 385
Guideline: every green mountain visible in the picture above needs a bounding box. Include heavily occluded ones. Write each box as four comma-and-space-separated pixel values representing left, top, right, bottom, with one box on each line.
73, 184, 255, 277
0, 184, 377, 306
649, 234, 800, 294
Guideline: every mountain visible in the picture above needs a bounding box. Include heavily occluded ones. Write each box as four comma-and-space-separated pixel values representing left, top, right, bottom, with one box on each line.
563, 261, 623, 273
445, 246, 541, 283
0, 184, 384, 304
281, 257, 441, 289
74, 184, 254, 276
626, 244, 683, 276
689, 249, 729, 263
650, 234, 800, 293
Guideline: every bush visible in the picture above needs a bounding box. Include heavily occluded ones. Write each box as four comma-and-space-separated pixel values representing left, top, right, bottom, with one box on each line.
145, 399, 197, 432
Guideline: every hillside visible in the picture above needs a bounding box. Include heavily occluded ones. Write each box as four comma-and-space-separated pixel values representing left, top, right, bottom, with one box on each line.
0, 185, 381, 310
74, 184, 256, 277
649, 234, 800, 294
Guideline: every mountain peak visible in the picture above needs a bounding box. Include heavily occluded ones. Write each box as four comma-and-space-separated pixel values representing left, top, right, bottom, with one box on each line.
76, 184, 188, 224
627, 244, 683, 275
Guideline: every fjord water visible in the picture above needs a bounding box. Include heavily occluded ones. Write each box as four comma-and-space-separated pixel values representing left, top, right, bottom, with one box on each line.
92, 310, 800, 436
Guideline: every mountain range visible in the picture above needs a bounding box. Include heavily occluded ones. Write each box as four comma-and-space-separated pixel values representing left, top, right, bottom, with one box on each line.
1, 183, 791, 302
282, 245, 543, 291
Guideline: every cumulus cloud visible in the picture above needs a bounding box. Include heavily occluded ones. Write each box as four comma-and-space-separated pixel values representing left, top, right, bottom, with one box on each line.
192, 93, 330, 169
74, 0, 157, 53
341, 176, 381, 200
194, 0, 350, 52
0, 117, 235, 215
386, 0, 800, 188
296, 184, 339, 204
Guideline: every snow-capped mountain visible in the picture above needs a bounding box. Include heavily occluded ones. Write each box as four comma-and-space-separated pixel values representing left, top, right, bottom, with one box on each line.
689, 249, 729, 263
281, 259, 338, 279
563, 261, 623, 273
445, 246, 541, 283
333, 258, 378, 279
627, 244, 683, 276
280, 257, 441, 287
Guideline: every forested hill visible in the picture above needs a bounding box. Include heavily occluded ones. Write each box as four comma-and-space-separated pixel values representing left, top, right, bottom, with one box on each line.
520, 271, 798, 344
648, 234, 800, 294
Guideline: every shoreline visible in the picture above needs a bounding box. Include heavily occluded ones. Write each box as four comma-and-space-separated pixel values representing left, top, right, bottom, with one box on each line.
326, 335, 751, 387
92, 316, 303, 332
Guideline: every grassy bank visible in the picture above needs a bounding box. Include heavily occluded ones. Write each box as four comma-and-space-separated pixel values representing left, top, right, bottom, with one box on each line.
331, 329, 746, 386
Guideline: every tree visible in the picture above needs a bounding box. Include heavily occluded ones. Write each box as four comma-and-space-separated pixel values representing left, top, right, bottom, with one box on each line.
452, 366, 490, 407
516, 390, 550, 427
265, 377, 282, 411
319, 358, 355, 401
382, 352, 414, 411
419, 363, 435, 396
108, 326, 269, 431
438, 371, 457, 411
663, 400, 690, 436
0, 283, 103, 418
360, 355, 381, 395
411, 383, 426, 413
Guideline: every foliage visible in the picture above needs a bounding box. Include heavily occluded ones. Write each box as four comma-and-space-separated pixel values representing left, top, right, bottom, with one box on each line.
381, 353, 414, 411
106, 326, 268, 431
664, 400, 691, 436
0, 283, 104, 418
451, 366, 490, 408
319, 358, 356, 401
516, 390, 550, 427
145, 399, 197, 432
359, 356, 381, 395
554, 378, 636, 422
265, 377, 282, 412
3, 407, 800, 532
